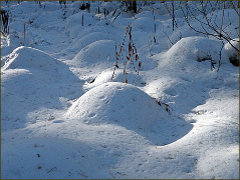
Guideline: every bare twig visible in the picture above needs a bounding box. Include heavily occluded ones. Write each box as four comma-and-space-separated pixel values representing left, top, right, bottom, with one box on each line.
179, 1, 239, 52
217, 41, 224, 72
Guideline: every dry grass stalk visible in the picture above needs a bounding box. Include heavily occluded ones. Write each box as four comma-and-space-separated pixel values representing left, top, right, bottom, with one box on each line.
111, 24, 142, 84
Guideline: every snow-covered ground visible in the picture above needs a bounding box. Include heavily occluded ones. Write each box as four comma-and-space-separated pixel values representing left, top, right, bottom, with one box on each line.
1, 1, 239, 179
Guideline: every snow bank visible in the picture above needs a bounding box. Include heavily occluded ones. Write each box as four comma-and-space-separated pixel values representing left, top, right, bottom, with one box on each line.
101, 1, 119, 13
2, 46, 82, 84
224, 38, 239, 66
134, 11, 154, 19
67, 82, 168, 130
73, 32, 112, 51
65, 12, 98, 38
165, 36, 227, 64
1, 1, 238, 179
3, 46, 62, 71
67, 12, 97, 27
67, 81, 192, 146
60, 31, 114, 59
132, 17, 155, 32
1, 69, 45, 130
1, 67, 82, 131
72, 40, 115, 67
2, 46, 83, 130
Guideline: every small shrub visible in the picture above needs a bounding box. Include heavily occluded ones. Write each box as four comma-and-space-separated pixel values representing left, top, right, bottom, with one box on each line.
155, 98, 171, 114
111, 25, 142, 83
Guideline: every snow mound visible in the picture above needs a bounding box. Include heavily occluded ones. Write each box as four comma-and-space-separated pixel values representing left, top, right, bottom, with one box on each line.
73, 32, 112, 51
1, 69, 47, 129
134, 11, 154, 19
1, 46, 83, 130
3, 46, 62, 71
165, 36, 227, 64
132, 17, 155, 32
1, 68, 82, 131
223, 38, 239, 66
72, 40, 115, 67
86, 68, 145, 89
67, 82, 168, 130
101, 1, 119, 12
2, 46, 80, 84
66, 12, 97, 38
67, 12, 97, 27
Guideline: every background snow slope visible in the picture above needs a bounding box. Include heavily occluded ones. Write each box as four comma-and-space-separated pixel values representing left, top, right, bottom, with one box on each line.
1, 1, 239, 179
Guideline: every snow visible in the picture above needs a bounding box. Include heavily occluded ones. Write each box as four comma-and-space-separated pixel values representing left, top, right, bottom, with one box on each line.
224, 38, 239, 66
132, 17, 155, 32
84, 68, 145, 89
164, 36, 228, 64
67, 82, 171, 131
4, 46, 61, 70
72, 40, 115, 67
2, 46, 83, 131
1, 1, 239, 179
224, 38, 239, 56
197, 145, 239, 179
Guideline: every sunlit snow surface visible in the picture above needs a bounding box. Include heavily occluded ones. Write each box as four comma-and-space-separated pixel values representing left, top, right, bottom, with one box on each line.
1, 1, 239, 179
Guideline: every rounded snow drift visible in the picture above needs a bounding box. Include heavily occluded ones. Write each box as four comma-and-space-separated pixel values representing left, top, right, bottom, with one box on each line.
66, 82, 168, 130
67, 12, 97, 28
166, 36, 227, 63
86, 68, 145, 89
73, 32, 112, 51
3, 46, 62, 71
3, 46, 81, 83
72, 40, 115, 67
224, 38, 239, 66
132, 17, 155, 32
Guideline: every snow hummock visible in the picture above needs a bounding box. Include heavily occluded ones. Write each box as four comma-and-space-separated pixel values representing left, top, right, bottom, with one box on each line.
1, 1, 239, 179
2, 46, 83, 131
67, 82, 167, 129
67, 82, 192, 146
224, 38, 239, 56
3, 46, 62, 71
73, 32, 113, 51
165, 36, 227, 64
72, 40, 115, 67
132, 17, 155, 32
84, 68, 145, 89
224, 38, 239, 66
